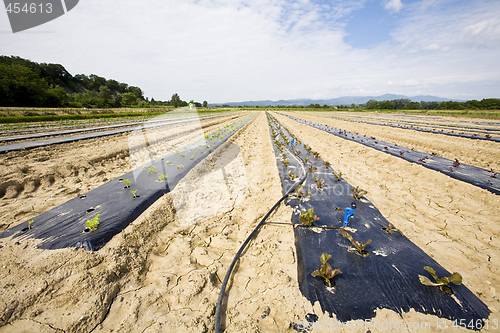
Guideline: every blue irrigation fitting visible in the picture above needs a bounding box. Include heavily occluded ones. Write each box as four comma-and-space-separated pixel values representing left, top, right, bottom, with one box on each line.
343, 208, 355, 227
291, 139, 295, 146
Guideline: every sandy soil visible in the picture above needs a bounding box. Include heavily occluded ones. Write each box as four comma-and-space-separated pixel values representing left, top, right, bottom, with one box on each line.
294, 111, 500, 171
0, 113, 243, 232
273, 111, 500, 331
0, 111, 499, 332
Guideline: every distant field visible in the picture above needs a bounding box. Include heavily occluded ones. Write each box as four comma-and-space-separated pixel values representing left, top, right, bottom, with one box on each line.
0, 107, 232, 123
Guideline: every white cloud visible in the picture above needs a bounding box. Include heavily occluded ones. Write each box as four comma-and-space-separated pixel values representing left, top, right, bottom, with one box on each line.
0, 0, 498, 102
461, 17, 500, 49
384, 0, 403, 13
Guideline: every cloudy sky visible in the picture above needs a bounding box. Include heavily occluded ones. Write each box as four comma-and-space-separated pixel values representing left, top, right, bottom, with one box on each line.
1, 0, 499, 103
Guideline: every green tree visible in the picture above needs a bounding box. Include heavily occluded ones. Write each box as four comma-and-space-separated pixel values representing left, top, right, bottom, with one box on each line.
98, 85, 112, 103
0, 63, 49, 106
122, 92, 138, 107
128, 86, 143, 99
203, 101, 208, 107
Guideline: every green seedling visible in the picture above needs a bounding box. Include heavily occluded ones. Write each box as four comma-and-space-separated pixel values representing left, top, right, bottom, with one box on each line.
295, 150, 301, 156
323, 161, 331, 168
177, 164, 184, 169
282, 159, 290, 168
314, 176, 325, 189
180, 152, 185, 157
419, 266, 462, 294
131, 189, 140, 198
190, 154, 195, 160
174, 149, 179, 154
85, 214, 100, 231
299, 208, 320, 226
332, 171, 342, 181
339, 228, 371, 256
166, 160, 171, 165
147, 165, 158, 174
292, 185, 311, 199
28, 220, 34, 230
308, 166, 317, 174
123, 179, 132, 188
313, 151, 320, 159
158, 174, 168, 182
311, 253, 342, 288
288, 171, 297, 180
351, 186, 367, 200
305, 146, 312, 153
305, 157, 311, 164
382, 223, 403, 235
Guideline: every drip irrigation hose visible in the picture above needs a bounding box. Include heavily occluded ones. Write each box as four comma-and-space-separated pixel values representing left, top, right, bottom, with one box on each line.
214, 117, 307, 333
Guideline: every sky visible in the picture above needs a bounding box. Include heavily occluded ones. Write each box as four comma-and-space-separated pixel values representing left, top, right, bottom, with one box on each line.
1, 0, 499, 103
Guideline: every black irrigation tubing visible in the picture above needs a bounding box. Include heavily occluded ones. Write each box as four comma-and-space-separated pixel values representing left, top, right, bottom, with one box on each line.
310, 114, 500, 142
0, 113, 244, 153
214, 158, 308, 333
279, 113, 500, 195
266, 112, 490, 327
0, 114, 256, 251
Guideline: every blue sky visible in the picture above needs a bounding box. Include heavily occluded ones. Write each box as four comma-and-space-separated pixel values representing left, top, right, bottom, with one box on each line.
1, 0, 499, 103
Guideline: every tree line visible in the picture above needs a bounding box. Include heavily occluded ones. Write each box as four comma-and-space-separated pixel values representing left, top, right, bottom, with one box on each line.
354, 98, 500, 110
0, 56, 207, 109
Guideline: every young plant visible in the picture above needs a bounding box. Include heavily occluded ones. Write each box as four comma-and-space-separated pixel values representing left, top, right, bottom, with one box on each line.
28, 220, 34, 230
323, 161, 331, 168
419, 266, 462, 294
292, 185, 311, 199
313, 151, 320, 159
311, 253, 342, 288
304, 156, 311, 164
339, 228, 371, 256
158, 174, 168, 182
130, 189, 140, 198
308, 166, 317, 174
382, 223, 403, 235
180, 152, 185, 157
313, 176, 325, 189
288, 170, 297, 180
295, 150, 301, 156
147, 165, 157, 174
332, 171, 343, 181
85, 214, 100, 231
299, 208, 320, 226
123, 179, 132, 188
190, 154, 195, 160
453, 158, 460, 168
282, 159, 290, 168
351, 186, 367, 200
177, 164, 184, 169
166, 160, 171, 165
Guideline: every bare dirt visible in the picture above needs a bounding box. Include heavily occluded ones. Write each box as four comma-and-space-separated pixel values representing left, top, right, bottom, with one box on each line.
0, 111, 499, 332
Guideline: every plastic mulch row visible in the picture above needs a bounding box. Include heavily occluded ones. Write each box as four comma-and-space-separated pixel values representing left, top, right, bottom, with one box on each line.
266, 112, 489, 327
317, 115, 500, 142
0, 113, 243, 153
0, 115, 255, 251
279, 113, 500, 195
0, 114, 204, 142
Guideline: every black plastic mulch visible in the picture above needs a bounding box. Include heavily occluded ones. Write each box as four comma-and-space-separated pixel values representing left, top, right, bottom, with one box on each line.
266, 112, 489, 327
280, 113, 500, 195
0, 115, 255, 251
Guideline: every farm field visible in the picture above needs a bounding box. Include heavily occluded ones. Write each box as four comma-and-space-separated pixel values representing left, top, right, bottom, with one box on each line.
0, 111, 499, 332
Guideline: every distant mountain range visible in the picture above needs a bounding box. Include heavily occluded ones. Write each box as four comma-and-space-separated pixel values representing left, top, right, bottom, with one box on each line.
210, 94, 465, 107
